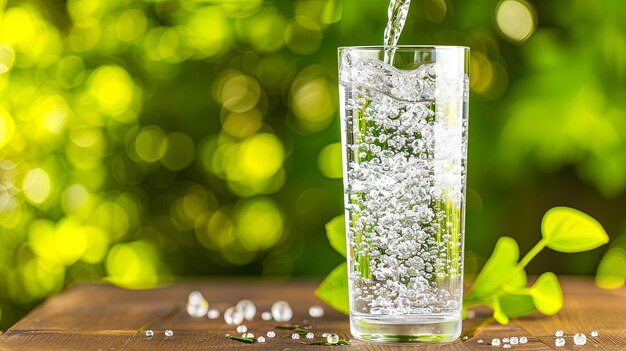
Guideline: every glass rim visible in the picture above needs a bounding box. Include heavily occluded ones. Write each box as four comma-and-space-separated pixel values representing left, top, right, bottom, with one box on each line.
338, 45, 469, 51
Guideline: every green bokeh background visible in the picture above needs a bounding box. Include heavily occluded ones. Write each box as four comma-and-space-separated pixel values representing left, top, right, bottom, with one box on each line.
0, 0, 625, 330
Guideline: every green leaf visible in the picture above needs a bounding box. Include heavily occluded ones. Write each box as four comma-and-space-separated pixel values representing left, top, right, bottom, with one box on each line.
542, 207, 609, 253
497, 293, 536, 318
315, 262, 349, 314
530, 272, 562, 315
326, 215, 347, 257
491, 296, 509, 324
467, 237, 524, 298
595, 247, 626, 289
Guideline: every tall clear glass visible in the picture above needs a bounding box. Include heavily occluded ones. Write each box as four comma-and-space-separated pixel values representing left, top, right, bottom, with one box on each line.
338, 46, 469, 342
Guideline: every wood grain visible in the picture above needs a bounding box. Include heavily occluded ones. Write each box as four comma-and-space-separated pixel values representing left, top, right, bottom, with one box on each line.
0, 278, 624, 350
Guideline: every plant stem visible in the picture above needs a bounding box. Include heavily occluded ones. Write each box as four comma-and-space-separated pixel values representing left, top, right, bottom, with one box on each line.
517, 238, 546, 270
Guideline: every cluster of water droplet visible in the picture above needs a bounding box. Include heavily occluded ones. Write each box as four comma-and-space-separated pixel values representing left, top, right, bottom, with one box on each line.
487, 330, 598, 348
178, 291, 337, 344
144, 329, 172, 337
489, 336, 527, 347
339, 50, 468, 316
185, 290, 220, 320
552, 330, 595, 347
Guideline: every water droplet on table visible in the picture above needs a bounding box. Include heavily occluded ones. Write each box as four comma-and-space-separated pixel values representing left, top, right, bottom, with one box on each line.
573, 333, 587, 346
327, 334, 339, 344
207, 308, 220, 319
224, 306, 244, 325
271, 301, 293, 322
236, 299, 256, 321
308, 305, 325, 318
555, 337, 565, 347
520, 336, 528, 344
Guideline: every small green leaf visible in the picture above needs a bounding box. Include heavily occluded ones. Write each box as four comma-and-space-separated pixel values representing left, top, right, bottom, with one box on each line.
315, 262, 349, 314
326, 215, 347, 257
595, 247, 626, 289
530, 272, 562, 315
542, 207, 609, 253
467, 237, 522, 298
276, 325, 310, 335
226, 336, 255, 343
308, 339, 350, 346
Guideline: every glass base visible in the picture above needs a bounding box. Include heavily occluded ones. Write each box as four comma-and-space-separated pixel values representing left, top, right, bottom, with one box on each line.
350, 313, 461, 343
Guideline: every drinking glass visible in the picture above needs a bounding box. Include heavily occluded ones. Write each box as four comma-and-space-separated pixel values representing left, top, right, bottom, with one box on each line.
338, 46, 469, 342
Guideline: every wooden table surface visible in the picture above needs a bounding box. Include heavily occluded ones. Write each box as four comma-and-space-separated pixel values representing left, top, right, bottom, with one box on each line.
0, 278, 624, 350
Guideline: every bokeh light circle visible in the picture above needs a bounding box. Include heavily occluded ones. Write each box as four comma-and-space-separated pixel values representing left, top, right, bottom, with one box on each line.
115, 9, 148, 43
161, 132, 195, 171
238, 133, 284, 180
235, 197, 283, 251
290, 67, 336, 132
496, 0, 536, 43
285, 16, 323, 55
22, 168, 52, 204
0, 108, 15, 148
87, 65, 135, 117
134, 126, 168, 163
318, 142, 343, 179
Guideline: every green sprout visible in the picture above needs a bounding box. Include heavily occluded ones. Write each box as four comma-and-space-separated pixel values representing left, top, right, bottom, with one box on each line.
226, 335, 255, 343
308, 339, 350, 346
316, 207, 609, 323
276, 325, 311, 335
